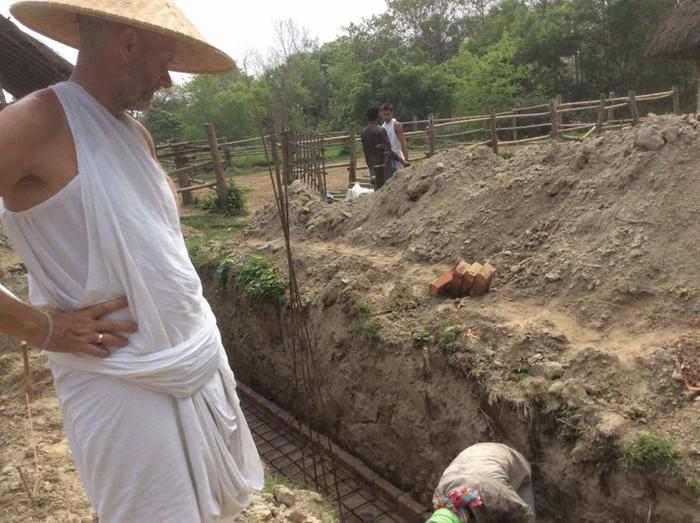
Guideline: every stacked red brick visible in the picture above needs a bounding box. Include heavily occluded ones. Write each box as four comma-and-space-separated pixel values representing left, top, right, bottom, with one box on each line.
429, 261, 496, 298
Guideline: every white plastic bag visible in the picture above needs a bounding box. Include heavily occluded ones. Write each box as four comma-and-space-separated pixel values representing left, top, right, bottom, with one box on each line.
345, 182, 374, 201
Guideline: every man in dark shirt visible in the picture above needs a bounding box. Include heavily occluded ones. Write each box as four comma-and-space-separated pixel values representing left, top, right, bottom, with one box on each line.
360, 107, 391, 189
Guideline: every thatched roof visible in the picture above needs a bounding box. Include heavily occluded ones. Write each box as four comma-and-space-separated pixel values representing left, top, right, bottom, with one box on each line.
0, 16, 73, 99
648, 1, 700, 60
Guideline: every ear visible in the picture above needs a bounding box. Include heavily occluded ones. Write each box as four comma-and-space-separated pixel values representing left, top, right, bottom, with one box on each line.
117, 27, 142, 63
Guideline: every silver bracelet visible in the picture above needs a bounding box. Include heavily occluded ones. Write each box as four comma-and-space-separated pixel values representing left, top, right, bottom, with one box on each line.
39, 309, 54, 350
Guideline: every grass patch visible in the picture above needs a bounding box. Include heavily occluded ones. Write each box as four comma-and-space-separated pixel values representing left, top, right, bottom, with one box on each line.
235, 255, 286, 306
623, 434, 678, 472
351, 302, 381, 346
411, 326, 431, 348
438, 325, 461, 351
181, 213, 247, 268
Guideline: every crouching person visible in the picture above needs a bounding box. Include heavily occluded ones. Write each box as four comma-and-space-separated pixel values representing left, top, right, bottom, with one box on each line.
427, 443, 536, 523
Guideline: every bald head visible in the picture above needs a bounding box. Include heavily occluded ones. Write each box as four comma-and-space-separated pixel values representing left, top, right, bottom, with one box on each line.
73, 15, 175, 113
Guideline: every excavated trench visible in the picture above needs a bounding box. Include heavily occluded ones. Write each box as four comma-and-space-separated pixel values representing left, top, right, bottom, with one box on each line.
202, 267, 699, 523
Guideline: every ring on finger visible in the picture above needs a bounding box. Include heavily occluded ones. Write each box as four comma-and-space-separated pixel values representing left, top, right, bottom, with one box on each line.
96, 333, 104, 345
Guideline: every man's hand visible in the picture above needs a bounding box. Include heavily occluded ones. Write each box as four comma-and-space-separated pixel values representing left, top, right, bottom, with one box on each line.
46, 297, 138, 358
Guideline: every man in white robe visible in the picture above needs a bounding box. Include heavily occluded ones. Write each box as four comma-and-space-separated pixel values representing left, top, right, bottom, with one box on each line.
0, 1, 263, 521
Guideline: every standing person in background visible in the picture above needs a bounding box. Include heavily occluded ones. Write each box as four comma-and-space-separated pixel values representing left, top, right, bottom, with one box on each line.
381, 103, 410, 173
427, 443, 536, 523
361, 107, 391, 189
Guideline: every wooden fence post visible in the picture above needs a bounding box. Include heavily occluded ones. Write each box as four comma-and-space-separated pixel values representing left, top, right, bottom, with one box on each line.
412, 115, 418, 132
511, 108, 518, 142
428, 113, 436, 157
629, 90, 640, 126
223, 146, 232, 169
672, 85, 680, 115
348, 129, 357, 185
696, 60, 700, 114
489, 106, 499, 155
204, 123, 228, 207
595, 93, 607, 135
550, 99, 560, 140
607, 91, 616, 122
173, 144, 193, 205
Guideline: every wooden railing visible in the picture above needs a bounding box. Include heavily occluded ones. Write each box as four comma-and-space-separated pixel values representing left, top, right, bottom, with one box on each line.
158, 87, 680, 199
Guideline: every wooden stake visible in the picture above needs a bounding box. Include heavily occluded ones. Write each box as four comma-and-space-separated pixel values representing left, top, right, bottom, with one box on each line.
550, 99, 560, 140
672, 85, 680, 115
595, 93, 606, 135
204, 123, 228, 206
173, 145, 192, 205
489, 106, 499, 154
428, 114, 436, 157
607, 91, 616, 122
629, 90, 640, 126
348, 129, 357, 185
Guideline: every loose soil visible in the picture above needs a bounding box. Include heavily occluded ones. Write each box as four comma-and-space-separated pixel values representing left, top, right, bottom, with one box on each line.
200, 114, 700, 522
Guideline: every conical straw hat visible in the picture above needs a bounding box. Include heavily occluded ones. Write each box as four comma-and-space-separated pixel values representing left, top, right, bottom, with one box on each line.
10, 0, 235, 74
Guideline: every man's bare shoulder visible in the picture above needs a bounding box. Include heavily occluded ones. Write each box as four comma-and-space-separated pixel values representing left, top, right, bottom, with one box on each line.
0, 88, 63, 141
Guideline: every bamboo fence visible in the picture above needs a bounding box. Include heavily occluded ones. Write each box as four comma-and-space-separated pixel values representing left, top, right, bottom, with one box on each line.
158, 86, 680, 200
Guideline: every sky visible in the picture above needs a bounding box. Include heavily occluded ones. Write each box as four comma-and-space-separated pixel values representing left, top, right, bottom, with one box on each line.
1, 0, 385, 97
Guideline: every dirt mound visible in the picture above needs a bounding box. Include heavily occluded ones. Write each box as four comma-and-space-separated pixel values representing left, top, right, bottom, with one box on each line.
229, 115, 700, 521
249, 114, 700, 331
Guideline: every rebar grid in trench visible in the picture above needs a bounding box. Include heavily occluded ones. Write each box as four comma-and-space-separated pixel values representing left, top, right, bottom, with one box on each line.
238, 382, 427, 523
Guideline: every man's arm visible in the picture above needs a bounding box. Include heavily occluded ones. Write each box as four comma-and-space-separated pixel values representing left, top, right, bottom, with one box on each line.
0, 291, 137, 357
0, 96, 45, 197
395, 121, 409, 161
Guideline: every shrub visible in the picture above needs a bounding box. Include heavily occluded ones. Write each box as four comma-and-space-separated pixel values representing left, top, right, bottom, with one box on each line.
199, 179, 246, 216
235, 255, 286, 305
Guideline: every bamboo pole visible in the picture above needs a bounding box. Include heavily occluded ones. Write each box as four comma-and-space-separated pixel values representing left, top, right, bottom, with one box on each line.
489, 106, 498, 155
595, 93, 607, 135
629, 91, 640, 126
204, 123, 228, 206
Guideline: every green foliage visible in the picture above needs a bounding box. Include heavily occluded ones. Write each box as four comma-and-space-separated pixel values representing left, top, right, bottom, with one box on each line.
145, 0, 693, 144
623, 434, 678, 472
216, 257, 238, 285
411, 326, 432, 348
235, 255, 287, 306
186, 241, 212, 269
181, 214, 247, 269
352, 303, 381, 346
198, 180, 246, 216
